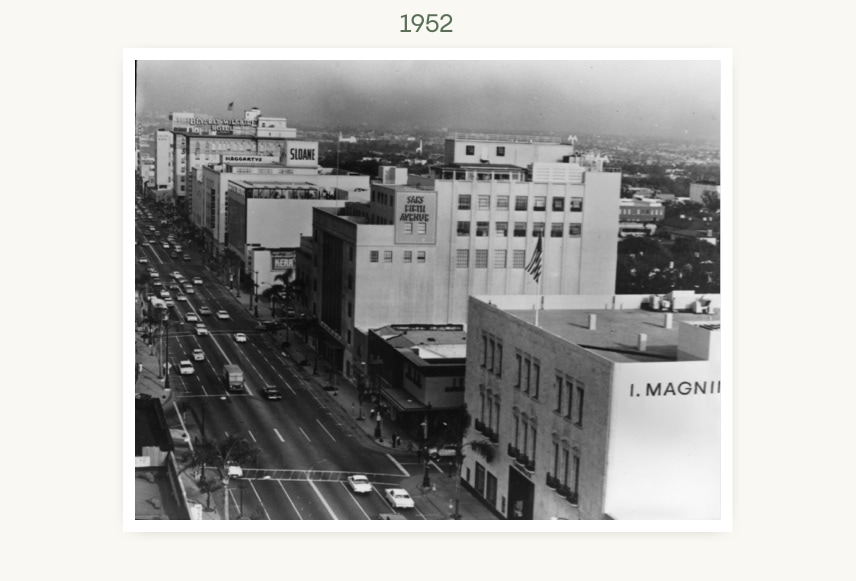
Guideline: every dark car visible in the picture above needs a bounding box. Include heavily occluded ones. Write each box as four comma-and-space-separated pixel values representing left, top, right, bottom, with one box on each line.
262, 386, 282, 401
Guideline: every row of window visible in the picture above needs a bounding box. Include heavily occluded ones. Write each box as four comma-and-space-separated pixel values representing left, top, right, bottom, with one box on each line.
515, 351, 541, 400
621, 208, 662, 215
513, 413, 538, 466
369, 250, 426, 263
459, 195, 583, 212
555, 375, 585, 428
459, 249, 543, 269
552, 444, 580, 494
465, 145, 505, 157
479, 388, 501, 433
402, 222, 428, 235
457, 221, 582, 237
481, 333, 503, 376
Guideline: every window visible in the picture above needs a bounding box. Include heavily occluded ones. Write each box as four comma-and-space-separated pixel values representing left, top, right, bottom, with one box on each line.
513, 222, 527, 237
494, 249, 507, 268
512, 250, 526, 268
478, 195, 490, 210
417, 223, 427, 235
515, 196, 527, 211
493, 399, 500, 432
349, 246, 354, 262
523, 357, 532, 394
496, 146, 506, 157
347, 275, 353, 290
551, 223, 563, 237
530, 427, 537, 465
497, 196, 509, 210
553, 197, 565, 211
417, 251, 425, 263
495, 222, 508, 237
384, 250, 393, 263
486, 472, 498, 505
555, 375, 563, 413
574, 384, 584, 427
553, 442, 560, 478
347, 302, 353, 317
466, 145, 475, 156
475, 250, 488, 268
562, 448, 570, 487
403, 222, 413, 235
532, 222, 545, 237
534, 196, 547, 211
532, 361, 540, 399
565, 378, 574, 419
486, 393, 493, 427
458, 195, 471, 210
476, 222, 489, 237
570, 197, 583, 212
369, 251, 379, 263
513, 414, 520, 447
515, 353, 522, 389
475, 463, 485, 496
403, 251, 412, 263
495, 343, 502, 376
457, 221, 471, 236
479, 388, 486, 420
569, 223, 582, 237
571, 454, 580, 495
482, 333, 488, 367
456, 250, 469, 268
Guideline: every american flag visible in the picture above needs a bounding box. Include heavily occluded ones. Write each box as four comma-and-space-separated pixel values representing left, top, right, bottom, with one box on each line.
525, 234, 543, 283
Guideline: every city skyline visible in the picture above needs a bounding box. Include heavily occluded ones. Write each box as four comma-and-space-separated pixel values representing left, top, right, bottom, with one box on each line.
136, 59, 721, 141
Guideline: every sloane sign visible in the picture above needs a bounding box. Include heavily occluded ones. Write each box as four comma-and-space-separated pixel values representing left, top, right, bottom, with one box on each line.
284, 141, 319, 168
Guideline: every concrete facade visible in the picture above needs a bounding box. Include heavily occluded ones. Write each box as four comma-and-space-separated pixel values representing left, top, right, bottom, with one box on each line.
461, 294, 722, 520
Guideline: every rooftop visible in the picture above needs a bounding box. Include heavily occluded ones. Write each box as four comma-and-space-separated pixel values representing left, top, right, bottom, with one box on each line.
374, 325, 468, 364
505, 308, 720, 363
447, 132, 564, 144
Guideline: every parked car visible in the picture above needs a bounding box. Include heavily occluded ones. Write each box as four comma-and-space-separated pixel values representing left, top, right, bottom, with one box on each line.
428, 444, 458, 459
347, 475, 373, 494
385, 488, 414, 509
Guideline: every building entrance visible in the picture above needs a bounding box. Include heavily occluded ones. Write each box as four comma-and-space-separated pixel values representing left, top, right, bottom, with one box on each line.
507, 466, 534, 519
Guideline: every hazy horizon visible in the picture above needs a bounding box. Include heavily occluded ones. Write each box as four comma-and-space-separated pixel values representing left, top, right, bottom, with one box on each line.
136, 60, 721, 142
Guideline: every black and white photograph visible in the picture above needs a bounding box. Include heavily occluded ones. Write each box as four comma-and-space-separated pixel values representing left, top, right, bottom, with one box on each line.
127, 50, 730, 530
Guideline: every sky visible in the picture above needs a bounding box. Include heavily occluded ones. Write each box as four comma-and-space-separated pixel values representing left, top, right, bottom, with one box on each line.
136, 60, 721, 141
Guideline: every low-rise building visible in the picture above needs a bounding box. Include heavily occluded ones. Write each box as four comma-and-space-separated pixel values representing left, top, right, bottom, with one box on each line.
462, 293, 722, 520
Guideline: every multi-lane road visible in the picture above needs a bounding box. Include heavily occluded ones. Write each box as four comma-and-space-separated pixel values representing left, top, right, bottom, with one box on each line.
135, 210, 434, 520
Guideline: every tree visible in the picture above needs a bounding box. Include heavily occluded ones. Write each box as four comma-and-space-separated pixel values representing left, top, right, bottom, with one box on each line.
701, 191, 720, 213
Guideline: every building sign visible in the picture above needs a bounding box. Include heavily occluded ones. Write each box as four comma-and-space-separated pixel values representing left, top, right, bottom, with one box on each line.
284, 141, 319, 168
394, 190, 437, 244
271, 250, 296, 271
188, 118, 257, 127
222, 154, 278, 164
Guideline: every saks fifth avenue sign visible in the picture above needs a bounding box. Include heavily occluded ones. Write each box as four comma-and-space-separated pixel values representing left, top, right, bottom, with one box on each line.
629, 380, 720, 398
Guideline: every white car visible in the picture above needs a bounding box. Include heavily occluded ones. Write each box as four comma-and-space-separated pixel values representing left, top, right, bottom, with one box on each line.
234, 332, 247, 343
150, 271, 160, 279
196, 324, 209, 336
178, 360, 194, 375
159, 290, 170, 299
385, 488, 414, 509
198, 306, 212, 315
185, 312, 199, 322
138, 257, 148, 264
183, 285, 195, 294
176, 294, 188, 302
217, 310, 231, 320
192, 349, 205, 361
347, 475, 373, 494
193, 277, 203, 285
164, 299, 175, 308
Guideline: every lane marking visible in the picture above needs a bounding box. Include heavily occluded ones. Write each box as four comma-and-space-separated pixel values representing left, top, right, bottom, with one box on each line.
248, 481, 271, 520
277, 481, 303, 520
308, 479, 338, 520
273, 428, 285, 443
315, 419, 337, 442
430, 460, 444, 473
413, 506, 428, 520
341, 483, 373, 520
386, 454, 410, 477
247, 430, 256, 443
299, 427, 311, 442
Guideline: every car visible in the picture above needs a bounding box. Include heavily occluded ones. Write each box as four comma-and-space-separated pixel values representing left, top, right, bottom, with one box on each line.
193, 277, 203, 285
148, 226, 155, 232
138, 257, 148, 264
178, 360, 194, 375
347, 475, 373, 494
198, 306, 212, 315
176, 294, 188, 302
162, 243, 170, 250
159, 290, 170, 298
195, 324, 209, 336
234, 332, 247, 343
217, 310, 231, 320
428, 444, 458, 459
285, 307, 297, 318
143, 240, 151, 247
261, 386, 282, 400
172, 271, 182, 279
169, 252, 178, 259
185, 312, 199, 322
385, 488, 414, 509
169, 283, 180, 291
152, 281, 163, 289
167, 235, 175, 242
150, 271, 160, 279
164, 299, 175, 308
378, 513, 407, 520
183, 254, 191, 261
192, 348, 205, 361
183, 284, 195, 294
